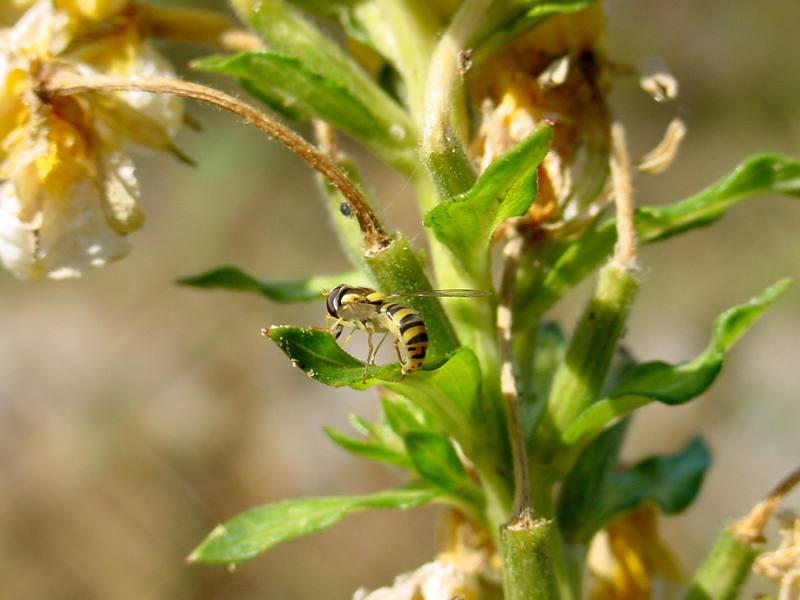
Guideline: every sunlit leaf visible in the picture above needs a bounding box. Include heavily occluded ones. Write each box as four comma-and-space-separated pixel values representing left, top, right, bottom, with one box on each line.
189, 481, 437, 564
475, 0, 598, 63
264, 327, 482, 448
564, 279, 791, 448
381, 396, 434, 436
324, 426, 411, 468
559, 438, 710, 542
177, 266, 368, 303
225, 0, 416, 172
404, 432, 479, 500
424, 124, 551, 279
522, 154, 800, 320
194, 52, 415, 172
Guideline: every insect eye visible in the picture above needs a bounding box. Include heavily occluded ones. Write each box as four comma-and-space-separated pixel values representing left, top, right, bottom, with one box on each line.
326, 285, 342, 317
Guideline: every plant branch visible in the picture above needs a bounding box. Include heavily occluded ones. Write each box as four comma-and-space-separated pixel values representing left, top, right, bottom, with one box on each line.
498, 228, 530, 519
687, 465, 800, 600
421, 0, 488, 197
39, 71, 391, 253
610, 122, 637, 269
500, 510, 560, 600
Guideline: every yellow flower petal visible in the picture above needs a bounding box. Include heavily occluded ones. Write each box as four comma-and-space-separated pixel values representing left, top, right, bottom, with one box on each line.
588, 507, 684, 600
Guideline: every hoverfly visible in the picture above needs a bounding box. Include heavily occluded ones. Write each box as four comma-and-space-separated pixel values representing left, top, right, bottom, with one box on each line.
325, 285, 492, 376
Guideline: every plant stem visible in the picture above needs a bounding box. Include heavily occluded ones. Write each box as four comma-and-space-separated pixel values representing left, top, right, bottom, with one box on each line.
610, 122, 637, 269
685, 528, 761, 600
40, 71, 392, 254
421, 0, 487, 196
500, 510, 560, 600
498, 231, 531, 518
312, 122, 383, 273
686, 465, 800, 600
534, 123, 639, 464
365, 237, 460, 360
352, 0, 440, 125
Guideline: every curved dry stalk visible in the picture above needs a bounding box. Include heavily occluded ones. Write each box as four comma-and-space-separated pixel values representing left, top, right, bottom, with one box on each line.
610, 122, 638, 269
733, 465, 800, 544
637, 117, 687, 175
497, 228, 530, 518
39, 71, 391, 252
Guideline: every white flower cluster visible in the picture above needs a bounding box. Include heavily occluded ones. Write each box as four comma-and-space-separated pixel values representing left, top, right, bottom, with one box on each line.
0, 0, 183, 279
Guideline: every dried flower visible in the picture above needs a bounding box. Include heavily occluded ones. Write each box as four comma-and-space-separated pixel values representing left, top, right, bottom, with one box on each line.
754, 511, 800, 600
470, 3, 611, 235
0, 0, 182, 279
587, 507, 684, 600
353, 511, 497, 600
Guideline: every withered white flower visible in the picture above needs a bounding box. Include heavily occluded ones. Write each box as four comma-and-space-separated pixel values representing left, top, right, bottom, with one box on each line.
0, 0, 183, 279
353, 560, 480, 600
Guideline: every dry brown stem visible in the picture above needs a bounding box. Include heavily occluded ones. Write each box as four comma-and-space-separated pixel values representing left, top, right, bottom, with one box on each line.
40, 71, 390, 252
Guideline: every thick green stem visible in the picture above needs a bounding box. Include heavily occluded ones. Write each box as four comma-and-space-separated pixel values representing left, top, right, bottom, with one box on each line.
534, 264, 638, 466
685, 527, 761, 600
352, 0, 439, 125
365, 236, 459, 361
500, 510, 561, 600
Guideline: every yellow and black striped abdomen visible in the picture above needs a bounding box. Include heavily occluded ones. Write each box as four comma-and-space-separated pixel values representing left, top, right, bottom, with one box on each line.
380, 303, 428, 374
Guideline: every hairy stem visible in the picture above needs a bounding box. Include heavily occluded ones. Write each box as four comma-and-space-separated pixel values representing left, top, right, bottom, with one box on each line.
40, 72, 391, 253
687, 465, 800, 600
500, 511, 560, 600
498, 231, 530, 518
610, 122, 637, 269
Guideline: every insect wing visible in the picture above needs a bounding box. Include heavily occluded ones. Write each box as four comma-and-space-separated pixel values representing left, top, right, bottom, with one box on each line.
383, 289, 493, 300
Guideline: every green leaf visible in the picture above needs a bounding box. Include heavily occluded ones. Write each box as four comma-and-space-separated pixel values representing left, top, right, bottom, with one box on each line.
226, 0, 417, 172
405, 432, 468, 491
423, 124, 552, 279
475, 1, 597, 64
559, 438, 711, 542
524, 154, 800, 320
381, 396, 434, 436
324, 426, 411, 468
564, 279, 791, 448
404, 432, 485, 520
286, 0, 357, 15
194, 52, 415, 172
177, 266, 368, 303
265, 326, 482, 447
189, 481, 437, 564
557, 420, 629, 543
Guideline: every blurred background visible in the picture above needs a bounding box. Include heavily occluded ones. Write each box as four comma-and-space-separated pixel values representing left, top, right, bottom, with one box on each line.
1, 0, 798, 598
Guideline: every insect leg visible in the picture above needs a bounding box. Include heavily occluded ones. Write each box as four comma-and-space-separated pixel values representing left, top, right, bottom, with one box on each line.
373, 332, 390, 357
327, 316, 345, 339
392, 339, 408, 379
392, 339, 403, 362
340, 328, 355, 348
362, 331, 376, 381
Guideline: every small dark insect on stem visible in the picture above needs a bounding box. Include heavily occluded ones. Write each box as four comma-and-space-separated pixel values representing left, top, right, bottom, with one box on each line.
39, 70, 392, 253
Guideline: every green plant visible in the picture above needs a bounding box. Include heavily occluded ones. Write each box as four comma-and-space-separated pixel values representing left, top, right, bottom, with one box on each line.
3, 0, 798, 598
